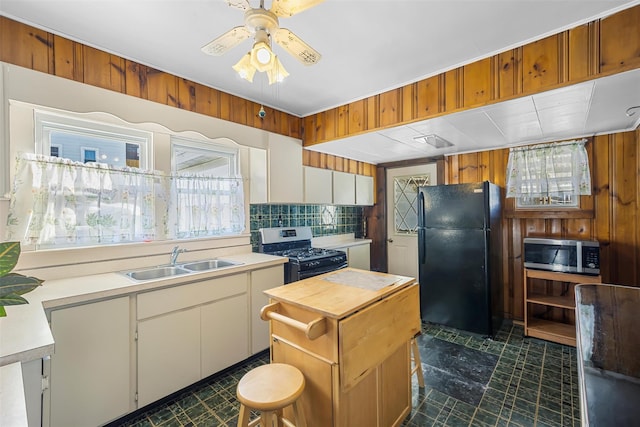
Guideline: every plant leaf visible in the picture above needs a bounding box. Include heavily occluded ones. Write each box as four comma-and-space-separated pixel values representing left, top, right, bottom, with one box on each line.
0, 294, 29, 306
0, 281, 41, 297
0, 273, 44, 287
0, 242, 21, 277
0, 306, 5, 317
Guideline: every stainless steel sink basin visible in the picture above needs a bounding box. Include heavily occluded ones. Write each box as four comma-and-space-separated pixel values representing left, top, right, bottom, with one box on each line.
180, 259, 242, 272
126, 266, 190, 281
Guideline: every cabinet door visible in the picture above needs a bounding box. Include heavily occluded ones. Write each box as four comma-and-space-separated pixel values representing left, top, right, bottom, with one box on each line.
355, 175, 374, 206
137, 307, 200, 407
49, 297, 131, 427
272, 337, 334, 427
348, 244, 370, 270
201, 293, 249, 376
249, 147, 267, 204
269, 134, 303, 203
304, 166, 333, 204
333, 171, 355, 205
250, 266, 284, 354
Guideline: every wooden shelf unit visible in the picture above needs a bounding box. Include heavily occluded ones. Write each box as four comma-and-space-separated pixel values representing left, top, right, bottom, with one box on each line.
524, 268, 602, 347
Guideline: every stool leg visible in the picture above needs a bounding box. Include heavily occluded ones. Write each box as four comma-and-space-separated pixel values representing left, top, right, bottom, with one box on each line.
237, 403, 251, 427
261, 410, 275, 427
411, 338, 425, 388
292, 399, 307, 427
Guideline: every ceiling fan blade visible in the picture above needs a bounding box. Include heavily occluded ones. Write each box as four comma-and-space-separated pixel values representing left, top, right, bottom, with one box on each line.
201, 26, 250, 56
271, 0, 324, 17
274, 28, 321, 65
226, 0, 251, 11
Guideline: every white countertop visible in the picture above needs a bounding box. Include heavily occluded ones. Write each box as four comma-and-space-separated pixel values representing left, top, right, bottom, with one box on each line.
0, 252, 287, 367
312, 233, 372, 250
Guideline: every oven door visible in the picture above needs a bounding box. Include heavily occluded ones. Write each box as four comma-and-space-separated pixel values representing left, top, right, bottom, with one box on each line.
297, 262, 348, 281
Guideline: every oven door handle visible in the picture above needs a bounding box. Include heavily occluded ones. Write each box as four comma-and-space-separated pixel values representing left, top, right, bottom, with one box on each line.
297, 262, 347, 280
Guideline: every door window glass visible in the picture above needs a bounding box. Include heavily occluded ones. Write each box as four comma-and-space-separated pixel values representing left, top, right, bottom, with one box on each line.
394, 175, 430, 234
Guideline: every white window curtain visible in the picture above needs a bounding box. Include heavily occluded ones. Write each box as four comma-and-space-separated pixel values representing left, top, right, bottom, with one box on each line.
6, 154, 245, 249
170, 173, 245, 238
6, 153, 169, 248
505, 139, 591, 200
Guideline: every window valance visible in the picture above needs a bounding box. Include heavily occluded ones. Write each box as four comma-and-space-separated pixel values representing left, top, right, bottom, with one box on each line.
505, 139, 591, 202
6, 153, 244, 249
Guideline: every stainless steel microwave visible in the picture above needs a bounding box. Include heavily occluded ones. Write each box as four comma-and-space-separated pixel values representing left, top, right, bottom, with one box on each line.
523, 238, 600, 275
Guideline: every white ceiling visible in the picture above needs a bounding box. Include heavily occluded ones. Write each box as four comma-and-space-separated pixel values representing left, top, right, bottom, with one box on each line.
2, 0, 640, 164
309, 69, 640, 163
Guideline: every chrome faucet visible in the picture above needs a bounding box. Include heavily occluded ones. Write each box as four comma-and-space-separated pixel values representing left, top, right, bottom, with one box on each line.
170, 246, 187, 265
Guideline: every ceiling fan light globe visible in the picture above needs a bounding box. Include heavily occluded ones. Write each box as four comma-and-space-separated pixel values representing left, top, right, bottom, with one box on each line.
256, 47, 271, 64
250, 41, 275, 72
267, 56, 289, 84
232, 52, 257, 82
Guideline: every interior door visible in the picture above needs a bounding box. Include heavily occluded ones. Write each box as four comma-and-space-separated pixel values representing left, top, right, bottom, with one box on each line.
386, 164, 438, 279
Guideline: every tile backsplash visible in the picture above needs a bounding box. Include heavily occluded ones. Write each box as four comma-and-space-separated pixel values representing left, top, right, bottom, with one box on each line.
249, 204, 364, 251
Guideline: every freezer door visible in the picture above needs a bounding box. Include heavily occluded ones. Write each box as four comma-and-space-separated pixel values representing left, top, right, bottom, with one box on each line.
419, 183, 487, 230
419, 228, 491, 335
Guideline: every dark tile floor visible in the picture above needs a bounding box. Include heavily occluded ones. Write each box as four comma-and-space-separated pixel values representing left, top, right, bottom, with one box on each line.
111, 321, 579, 427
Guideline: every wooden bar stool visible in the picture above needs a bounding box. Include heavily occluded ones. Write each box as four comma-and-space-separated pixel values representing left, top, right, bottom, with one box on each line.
236, 363, 307, 427
411, 335, 425, 388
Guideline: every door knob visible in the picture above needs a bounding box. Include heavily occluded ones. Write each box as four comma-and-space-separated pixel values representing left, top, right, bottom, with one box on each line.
387, 238, 394, 243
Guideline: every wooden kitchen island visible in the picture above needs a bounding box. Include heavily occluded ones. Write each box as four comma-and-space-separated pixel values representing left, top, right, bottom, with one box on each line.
261, 268, 421, 427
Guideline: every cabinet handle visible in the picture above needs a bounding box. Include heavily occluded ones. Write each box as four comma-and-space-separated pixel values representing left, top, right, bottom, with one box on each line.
260, 302, 327, 340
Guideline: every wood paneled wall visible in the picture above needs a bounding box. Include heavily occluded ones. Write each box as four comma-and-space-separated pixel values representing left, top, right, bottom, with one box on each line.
445, 130, 640, 321
0, 16, 378, 177
302, 150, 375, 176
0, 16, 301, 137
303, 5, 640, 146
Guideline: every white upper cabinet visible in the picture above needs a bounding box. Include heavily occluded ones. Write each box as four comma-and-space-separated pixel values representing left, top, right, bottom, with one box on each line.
304, 166, 333, 204
355, 175, 374, 206
332, 171, 356, 205
268, 134, 303, 203
248, 147, 268, 204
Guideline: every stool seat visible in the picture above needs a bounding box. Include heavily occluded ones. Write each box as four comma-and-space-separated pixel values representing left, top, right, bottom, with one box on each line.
237, 363, 307, 427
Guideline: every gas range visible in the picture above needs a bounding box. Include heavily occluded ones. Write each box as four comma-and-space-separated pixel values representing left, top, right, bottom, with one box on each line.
258, 227, 347, 283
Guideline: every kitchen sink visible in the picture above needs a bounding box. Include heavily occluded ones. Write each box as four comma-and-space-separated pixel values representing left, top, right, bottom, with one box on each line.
126, 266, 190, 281
123, 259, 242, 281
180, 259, 242, 271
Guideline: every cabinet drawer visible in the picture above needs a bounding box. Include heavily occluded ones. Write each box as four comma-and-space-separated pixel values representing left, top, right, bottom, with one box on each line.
138, 273, 248, 320
339, 284, 420, 390
270, 301, 339, 363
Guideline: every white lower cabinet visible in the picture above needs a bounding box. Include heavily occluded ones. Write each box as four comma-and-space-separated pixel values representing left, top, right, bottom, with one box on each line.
201, 293, 248, 376
137, 306, 201, 407
46, 297, 131, 427
136, 273, 249, 407
347, 244, 371, 270
42, 265, 282, 425
250, 266, 284, 354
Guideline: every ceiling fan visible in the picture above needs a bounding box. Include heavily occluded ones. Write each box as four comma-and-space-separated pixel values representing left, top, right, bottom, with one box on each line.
201, 0, 324, 84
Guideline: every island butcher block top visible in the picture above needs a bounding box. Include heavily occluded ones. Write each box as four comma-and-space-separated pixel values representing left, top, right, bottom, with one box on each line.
263, 268, 415, 319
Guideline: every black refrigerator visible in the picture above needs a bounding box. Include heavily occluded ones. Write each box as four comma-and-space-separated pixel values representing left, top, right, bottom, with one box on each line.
417, 181, 502, 337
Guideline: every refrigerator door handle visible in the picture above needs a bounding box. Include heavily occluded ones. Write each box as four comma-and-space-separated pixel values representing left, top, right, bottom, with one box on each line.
418, 191, 426, 264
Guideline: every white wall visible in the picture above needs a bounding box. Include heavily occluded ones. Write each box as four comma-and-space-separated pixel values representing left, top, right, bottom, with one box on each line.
0, 62, 293, 276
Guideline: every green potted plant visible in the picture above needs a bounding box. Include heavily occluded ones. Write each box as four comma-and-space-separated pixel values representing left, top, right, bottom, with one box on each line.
0, 242, 43, 317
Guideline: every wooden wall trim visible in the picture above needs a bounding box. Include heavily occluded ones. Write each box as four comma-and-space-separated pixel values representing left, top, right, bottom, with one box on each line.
0, 16, 379, 176
303, 5, 640, 147
0, 16, 302, 140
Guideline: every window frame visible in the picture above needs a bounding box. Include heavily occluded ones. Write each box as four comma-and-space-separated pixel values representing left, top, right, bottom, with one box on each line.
34, 110, 152, 169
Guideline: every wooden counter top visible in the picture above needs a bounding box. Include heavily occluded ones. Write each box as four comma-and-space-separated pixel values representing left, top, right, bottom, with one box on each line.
263, 268, 414, 319
575, 283, 640, 426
